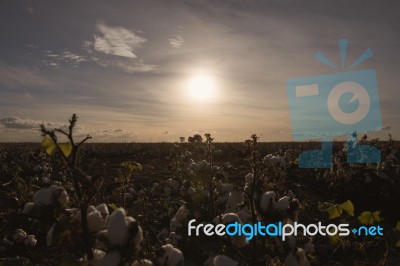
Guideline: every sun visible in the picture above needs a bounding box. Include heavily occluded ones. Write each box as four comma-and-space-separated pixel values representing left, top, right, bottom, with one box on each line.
187, 75, 216, 102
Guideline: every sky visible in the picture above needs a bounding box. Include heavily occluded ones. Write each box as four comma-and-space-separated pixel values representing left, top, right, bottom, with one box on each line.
0, 0, 399, 142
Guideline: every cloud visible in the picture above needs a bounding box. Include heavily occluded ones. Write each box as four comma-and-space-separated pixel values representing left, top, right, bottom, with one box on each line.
45, 50, 88, 66
93, 22, 146, 58
0, 117, 67, 129
0, 64, 52, 88
169, 35, 184, 48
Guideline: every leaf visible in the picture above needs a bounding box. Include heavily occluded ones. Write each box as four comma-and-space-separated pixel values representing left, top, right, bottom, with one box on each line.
326, 200, 354, 220
395, 221, 400, 232
108, 203, 118, 211
338, 200, 354, 216
59, 142, 72, 157
358, 211, 382, 225
41, 137, 56, 156
120, 161, 142, 172
396, 239, 400, 248
327, 205, 341, 220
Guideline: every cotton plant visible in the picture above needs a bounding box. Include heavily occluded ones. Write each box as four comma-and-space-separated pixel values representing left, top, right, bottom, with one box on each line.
156, 244, 184, 266
23, 185, 69, 218
11, 229, 37, 247
93, 208, 144, 266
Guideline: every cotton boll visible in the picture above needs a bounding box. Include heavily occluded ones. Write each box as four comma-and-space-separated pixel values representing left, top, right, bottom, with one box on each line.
213, 213, 243, 225
125, 216, 143, 248
88, 209, 105, 233
22, 202, 40, 217
107, 208, 129, 245
131, 259, 154, 266
303, 239, 315, 254
96, 251, 121, 266
213, 255, 239, 266
13, 229, 27, 243
96, 203, 109, 218
174, 205, 189, 221
274, 196, 290, 211
87, 205, 96, 214
226, 189, 244, 212
296, 248, 310, 266
33, 189, 53, 207
91, 249, 106, 263
245, 173, 253, 184
24, 235, 37, 246
185, 151, 192, 157
158, 244, 184, 266
57, 189, 69, 206
260, 191, 276, 212
46, 224, 55, 246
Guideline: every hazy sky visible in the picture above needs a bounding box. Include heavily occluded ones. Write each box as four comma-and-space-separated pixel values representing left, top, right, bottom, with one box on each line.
0, 0, 399, 142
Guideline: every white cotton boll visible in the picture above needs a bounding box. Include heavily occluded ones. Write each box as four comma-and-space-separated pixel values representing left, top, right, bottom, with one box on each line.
13, 229, 27, 243
87, 205, 96, 214
296, 248, 310, 266
22, 202, 38, 216
213, 255, 239, 266
158, 244, 184, 266
214, 213, 242, 225
47, 224, 55, 246
260, 191, 276, 212
187, 187, 196, 195
96, 251, 121, 266
226, 190, 244, 212
96, 204, 109, 217
33, 189, 53, 207
57, 190, 69, 206
92, 249, 106, 261
174, 205, 189, 221
125, 216, 143, 247
24, 235, 37, 246
131, 259, 154, 266
303, 240, 315, 254
274, 196, 290, 211
107, 208, 129, 245
245, 173, 253, 184
88, 209, 105, 233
